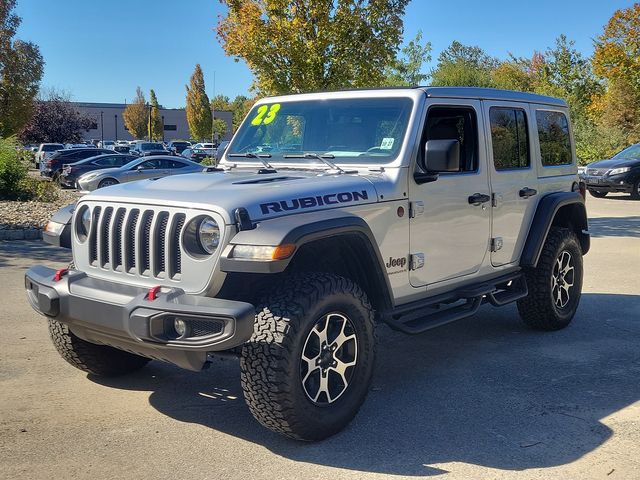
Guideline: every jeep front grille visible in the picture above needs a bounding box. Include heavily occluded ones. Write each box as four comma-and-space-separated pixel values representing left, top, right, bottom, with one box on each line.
88, 206, 186, 280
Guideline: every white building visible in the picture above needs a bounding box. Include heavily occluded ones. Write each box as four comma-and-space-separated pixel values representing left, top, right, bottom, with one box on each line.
73, 102, 233, 143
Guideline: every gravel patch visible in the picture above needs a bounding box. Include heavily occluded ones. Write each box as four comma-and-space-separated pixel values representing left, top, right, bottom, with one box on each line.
0, 189, 83, 230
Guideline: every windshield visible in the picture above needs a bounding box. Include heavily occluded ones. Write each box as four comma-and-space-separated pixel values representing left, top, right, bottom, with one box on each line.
44, 144, 63, 151
140, 143, 164, 150
614, 143, 640, 160
227, 97, 413, 164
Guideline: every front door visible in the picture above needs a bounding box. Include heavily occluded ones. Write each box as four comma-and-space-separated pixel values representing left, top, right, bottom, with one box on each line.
409, 101, 491, 287
483, 101, 539, 266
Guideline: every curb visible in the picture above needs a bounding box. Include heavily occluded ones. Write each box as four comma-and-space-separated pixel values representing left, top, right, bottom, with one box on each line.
0, 228, 43, 241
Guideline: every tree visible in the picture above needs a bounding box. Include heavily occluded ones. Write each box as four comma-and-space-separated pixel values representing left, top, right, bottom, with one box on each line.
0, 0, 44, 137
185, 64, 211, 140
123, 87, 148, 139
231, 95, 255, 131
211, 94, 232, 112
385, 30, 431, 86
148, 89, 162, 141
430, 41, 498, 87
19, 90, 92, 144
217, 0, 410, 95
212, 118, 227, 141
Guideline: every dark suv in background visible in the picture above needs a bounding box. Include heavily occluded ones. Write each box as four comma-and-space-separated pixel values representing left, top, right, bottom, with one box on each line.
582, 143, 640, 199
40, 148, 114, 182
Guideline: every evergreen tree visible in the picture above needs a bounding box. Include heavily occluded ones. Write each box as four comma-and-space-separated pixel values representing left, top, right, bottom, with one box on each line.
149, 89, 162, 141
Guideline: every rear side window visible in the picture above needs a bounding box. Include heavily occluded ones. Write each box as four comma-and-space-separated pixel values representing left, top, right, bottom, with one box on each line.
489, 108, 529, 170
424, 106, 478, 172
536, 110, 573, 166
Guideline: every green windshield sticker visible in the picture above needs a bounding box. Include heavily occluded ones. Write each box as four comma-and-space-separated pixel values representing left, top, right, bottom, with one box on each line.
251, 104, 281, 126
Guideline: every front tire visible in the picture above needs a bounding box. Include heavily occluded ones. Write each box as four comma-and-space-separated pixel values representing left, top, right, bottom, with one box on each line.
240, 273, 376, 441
631, 179, 640, 200
98, 178, 119, 189
48, 319, 150, 376
517, 227, 583, 330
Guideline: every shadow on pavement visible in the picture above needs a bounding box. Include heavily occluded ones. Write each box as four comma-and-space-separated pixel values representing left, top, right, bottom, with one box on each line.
0, 240, 71, 269
91, 292, 640, 476
588, 216, 640, 238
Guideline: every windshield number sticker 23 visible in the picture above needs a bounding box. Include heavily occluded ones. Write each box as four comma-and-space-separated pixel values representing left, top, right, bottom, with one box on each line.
251, 104, 281, 126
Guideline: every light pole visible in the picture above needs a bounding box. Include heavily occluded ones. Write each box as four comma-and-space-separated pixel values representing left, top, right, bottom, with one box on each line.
147, 102, 152, 141
114, 114, 118, 140
100, 111, 104, 142
211, 71, 216, 148
161, 115, 165, 142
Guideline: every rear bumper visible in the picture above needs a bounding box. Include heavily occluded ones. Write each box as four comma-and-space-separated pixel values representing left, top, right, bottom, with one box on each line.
25, 265, 255, 371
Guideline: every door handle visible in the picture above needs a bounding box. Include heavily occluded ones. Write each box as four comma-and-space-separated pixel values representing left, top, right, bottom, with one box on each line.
519, 187, 537, 198
468, 193, 491, 206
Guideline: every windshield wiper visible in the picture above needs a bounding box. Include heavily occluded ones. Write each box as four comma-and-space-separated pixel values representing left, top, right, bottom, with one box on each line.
228, 152, 276, 172
283, 153, 355, 174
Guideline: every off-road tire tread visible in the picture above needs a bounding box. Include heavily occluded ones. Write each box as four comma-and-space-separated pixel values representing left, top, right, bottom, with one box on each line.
517, 227, 581, 331
240, 272, 375, 441
48, 319, 150, 376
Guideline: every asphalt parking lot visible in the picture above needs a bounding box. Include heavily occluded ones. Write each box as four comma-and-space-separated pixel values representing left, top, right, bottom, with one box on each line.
1, 195, 638, 480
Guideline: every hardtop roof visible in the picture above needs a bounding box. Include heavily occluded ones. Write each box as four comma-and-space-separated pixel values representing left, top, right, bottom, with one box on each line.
418, 86, 567, 107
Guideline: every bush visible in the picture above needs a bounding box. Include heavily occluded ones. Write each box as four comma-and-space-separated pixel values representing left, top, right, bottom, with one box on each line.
0, 137, 28, 200
19, 177, 58, 202
200, 156, 215, 166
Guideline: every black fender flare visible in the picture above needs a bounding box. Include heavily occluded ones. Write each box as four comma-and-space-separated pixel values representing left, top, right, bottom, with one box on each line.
521, 192, 589, 267
220, 214, 393, 305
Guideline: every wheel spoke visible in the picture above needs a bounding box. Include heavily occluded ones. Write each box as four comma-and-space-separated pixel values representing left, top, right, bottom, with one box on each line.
332, 317, 357, 350
313, 372, 331, 403
314, 316, 330, 346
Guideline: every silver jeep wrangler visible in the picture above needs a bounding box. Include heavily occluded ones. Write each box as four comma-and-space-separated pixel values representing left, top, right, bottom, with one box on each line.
25, 87, 589, 441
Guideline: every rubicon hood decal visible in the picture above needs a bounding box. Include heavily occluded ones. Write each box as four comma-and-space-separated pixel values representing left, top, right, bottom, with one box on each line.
260, 190, 369, 214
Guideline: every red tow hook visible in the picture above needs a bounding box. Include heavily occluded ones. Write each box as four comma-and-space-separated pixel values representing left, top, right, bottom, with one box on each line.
53, 268, 69, 282
147, 285, 162, 301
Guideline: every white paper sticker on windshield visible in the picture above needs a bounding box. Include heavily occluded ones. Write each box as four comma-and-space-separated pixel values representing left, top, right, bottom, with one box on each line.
380, 137, 394, 150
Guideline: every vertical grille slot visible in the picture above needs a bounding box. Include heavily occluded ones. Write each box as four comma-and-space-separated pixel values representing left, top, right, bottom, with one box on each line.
89, 207, 101, 264
99, 207, 113, 267
153, 212, 170, 277
112, 208, 126, 270
124, 209, 140, 272
140, 211, 154, 274
170, 214, 186, 278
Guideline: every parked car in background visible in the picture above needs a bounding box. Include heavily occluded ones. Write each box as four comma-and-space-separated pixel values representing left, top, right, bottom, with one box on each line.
59, 153, 136, 188
40, 148, 115, 182
167, 140, 191, 155
583, 143, 640, 199
189, 143, 216, 162
98, 140, 116, 150
130, 142, 170, 157
215, 140, 229, 163
35, 143, 64, 168
76, 155, 204, 191
113, 144, 130, 153
65, 143, 89, 149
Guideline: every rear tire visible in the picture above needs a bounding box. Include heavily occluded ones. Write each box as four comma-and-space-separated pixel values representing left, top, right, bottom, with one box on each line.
240, 273, 376, 441
589, 190, 607, 198
48, 319, 150, 376
517, 227, 583, 331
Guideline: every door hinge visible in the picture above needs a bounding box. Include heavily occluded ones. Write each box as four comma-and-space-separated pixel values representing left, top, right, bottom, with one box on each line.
490, 237, 503, 252
410, 253, 425, 270
409, 201, 424, 218
492, 193, 502, 208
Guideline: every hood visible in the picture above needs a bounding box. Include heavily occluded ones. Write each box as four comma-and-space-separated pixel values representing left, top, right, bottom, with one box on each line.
82, 168, 388, 224
588, 157, 640, 169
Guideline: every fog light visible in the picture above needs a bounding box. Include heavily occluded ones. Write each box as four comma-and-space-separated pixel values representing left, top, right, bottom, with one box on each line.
174, 318, 187, 337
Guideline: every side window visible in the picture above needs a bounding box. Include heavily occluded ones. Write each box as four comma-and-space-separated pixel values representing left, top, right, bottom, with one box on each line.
138, 160, 160, 169
536, 110, 573, 166
424, 107, 478, 172
163, 159, 186, 169
489, 107, 530, 170
94, 157, 114, 166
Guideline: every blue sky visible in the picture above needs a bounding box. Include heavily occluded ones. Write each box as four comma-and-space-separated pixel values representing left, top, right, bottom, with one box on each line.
15, 0, 633, 108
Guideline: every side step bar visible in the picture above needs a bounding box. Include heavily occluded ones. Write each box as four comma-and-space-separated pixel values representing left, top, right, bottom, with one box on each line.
382, 272, 528, 335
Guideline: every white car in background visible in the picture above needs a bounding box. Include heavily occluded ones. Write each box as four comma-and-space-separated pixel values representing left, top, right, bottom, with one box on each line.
35, 143, 64, 168
98, 140, 116, 150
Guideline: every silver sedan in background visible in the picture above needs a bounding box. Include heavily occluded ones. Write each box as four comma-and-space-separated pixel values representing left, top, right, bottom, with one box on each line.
76, 155, 205, 191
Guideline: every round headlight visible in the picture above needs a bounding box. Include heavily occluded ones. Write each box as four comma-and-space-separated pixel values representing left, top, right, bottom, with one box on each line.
197, 217, 220, 254
76, 206, 91, 242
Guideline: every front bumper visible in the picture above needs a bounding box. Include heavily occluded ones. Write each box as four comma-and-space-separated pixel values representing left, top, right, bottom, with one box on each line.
25, 265, 255, 371
584, 174, 634, 193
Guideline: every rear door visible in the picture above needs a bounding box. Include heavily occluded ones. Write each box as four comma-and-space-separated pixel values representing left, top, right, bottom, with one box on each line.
483, 101, 539, 266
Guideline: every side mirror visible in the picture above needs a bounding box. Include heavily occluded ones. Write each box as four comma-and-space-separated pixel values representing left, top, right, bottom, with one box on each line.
414, 139, 461, 185
425, 139, 460, 172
